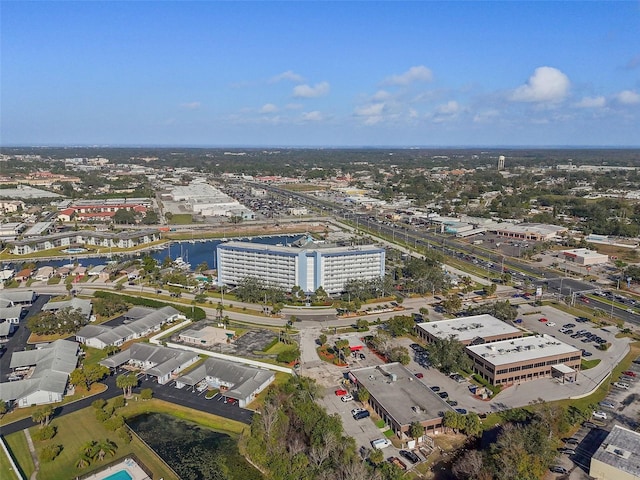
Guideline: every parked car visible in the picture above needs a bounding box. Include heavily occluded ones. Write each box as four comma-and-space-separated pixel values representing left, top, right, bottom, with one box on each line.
438, 391, 449, 399
547, 322, 556, 327
341, 394, 354, 402
550, 466, 568, 474
539, 318, 548, 322
622, 370, 637, 377
559, 448, 576, 455
455, 408, 468, 414
430, 386, 441, 392
415, 372, 424, 379
599, 400, 616, 409
353, 410, 370, 420
592, 411, 608, 420
335, 389, 348, 396
564, 437, 579, 445
399, 450, 420, 464
613, 382, 630, 390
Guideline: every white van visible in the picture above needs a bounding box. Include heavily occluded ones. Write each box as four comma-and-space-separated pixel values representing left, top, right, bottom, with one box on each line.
371, 438, 392, 449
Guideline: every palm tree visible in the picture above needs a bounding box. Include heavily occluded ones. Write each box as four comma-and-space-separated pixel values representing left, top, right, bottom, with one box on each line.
75, 454, 92, 469
80, 440, 98, 459
116, 373, 138, 398
95, 440, 117, 461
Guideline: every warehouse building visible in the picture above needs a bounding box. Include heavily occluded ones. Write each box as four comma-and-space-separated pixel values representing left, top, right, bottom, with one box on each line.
348, 363, 450, 437
216, 240, 385, 294
415, 314, 523, 346
562, 248, 609, 266
465, 334, 581, 386
590, 425, 640, 480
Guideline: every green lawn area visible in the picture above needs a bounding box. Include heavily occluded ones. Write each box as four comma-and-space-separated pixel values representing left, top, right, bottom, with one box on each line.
374, 419, 386, 428
169, 214, 193, 224
382, 428, 395, 438
264, 341, 295, 355
47, 276, 62, 285
82, 346, 109, 367
4, 431, 35, 479
581, 358, 601, 370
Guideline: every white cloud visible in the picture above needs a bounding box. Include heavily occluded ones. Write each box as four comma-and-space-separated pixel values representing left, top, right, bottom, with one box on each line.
384, 66, 433, 86
260, 103, 278, 114
510, 66, 570, 103
372, 90, 391, 101
408, 108, 418, 119
575, 96, 606, 108
180, 102, 201, 110
616, 89, 640, 105
354, 103, 385, 125
436, 100, 460, 115
301, 111, 323, 121
473, 110, 499, 123
293, 82, 330, 98
270, 70, 305, 83
285, 103, 303, 110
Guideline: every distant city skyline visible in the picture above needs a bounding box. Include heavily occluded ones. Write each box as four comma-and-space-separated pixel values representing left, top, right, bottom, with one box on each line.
2, 1, 639, 147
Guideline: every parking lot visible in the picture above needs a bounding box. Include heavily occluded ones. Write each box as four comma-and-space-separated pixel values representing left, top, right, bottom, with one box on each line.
550, 357, 640, 478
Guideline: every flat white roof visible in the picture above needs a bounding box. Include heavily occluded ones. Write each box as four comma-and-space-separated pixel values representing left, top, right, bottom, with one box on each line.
416, 314, 521, 343
591, 425, 640, 477
562, 248, 608, 258
466, 334, 580, 366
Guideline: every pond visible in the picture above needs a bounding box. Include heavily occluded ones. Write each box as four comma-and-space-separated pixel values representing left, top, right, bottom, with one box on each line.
127, 413, 263, 480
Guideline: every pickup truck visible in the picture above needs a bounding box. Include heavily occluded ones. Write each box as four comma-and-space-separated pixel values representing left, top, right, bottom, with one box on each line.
388, 457, 407, 470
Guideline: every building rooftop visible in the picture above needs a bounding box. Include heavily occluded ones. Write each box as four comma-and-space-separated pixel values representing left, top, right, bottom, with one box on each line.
591, 425, 640, 478
219, 240, 383, 255
466, 334, 580, 366
562, 248, 608, 258
349, 363, 452, 427
416, 314, 521, 343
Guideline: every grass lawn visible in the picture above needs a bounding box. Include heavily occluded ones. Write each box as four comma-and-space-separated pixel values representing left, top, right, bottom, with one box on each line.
82, 346, 109, 367
374, 419, 386, 428
47, 276, 62, 285
264, 341, 296, 355
23, 398, 250, 480
3, 432, 34, 479
28, 407, 178, 480
382, 429, 394, 438
581, 358, 601, 370
169, 214, 193, 224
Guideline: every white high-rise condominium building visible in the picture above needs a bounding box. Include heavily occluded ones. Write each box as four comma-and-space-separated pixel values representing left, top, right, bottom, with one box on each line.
216, 241, 385, 294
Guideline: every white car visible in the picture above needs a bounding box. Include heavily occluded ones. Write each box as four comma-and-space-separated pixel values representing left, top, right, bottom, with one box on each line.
351, 408, 366, 415
341, 394, 354, 402
613, 382, 630, 390
592, 411, 608, 420
547, 322, 556, 327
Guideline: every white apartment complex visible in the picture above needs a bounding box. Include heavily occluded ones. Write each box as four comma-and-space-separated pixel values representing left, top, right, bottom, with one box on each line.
216, 241, 385, 294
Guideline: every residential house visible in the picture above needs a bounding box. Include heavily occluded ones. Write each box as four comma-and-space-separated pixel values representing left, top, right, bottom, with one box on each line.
1, 340, 79, 407
100, 343, 198, 385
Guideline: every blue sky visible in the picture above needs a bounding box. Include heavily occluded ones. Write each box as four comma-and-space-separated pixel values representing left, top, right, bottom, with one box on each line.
2, 1, 639, 147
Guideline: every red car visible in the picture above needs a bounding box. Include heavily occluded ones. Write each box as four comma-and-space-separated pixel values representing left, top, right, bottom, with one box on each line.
539, 318, 548, 322
335, 389, 348, 396
622, 371, 637, 377
415, 373, 424, 379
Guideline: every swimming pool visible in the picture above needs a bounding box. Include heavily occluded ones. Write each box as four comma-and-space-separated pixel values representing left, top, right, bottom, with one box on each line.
102, 470, 132, 480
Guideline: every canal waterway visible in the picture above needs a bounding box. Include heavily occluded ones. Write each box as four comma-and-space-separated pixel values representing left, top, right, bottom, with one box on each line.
127, 413, 263, 480
6, 234, 303, 270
